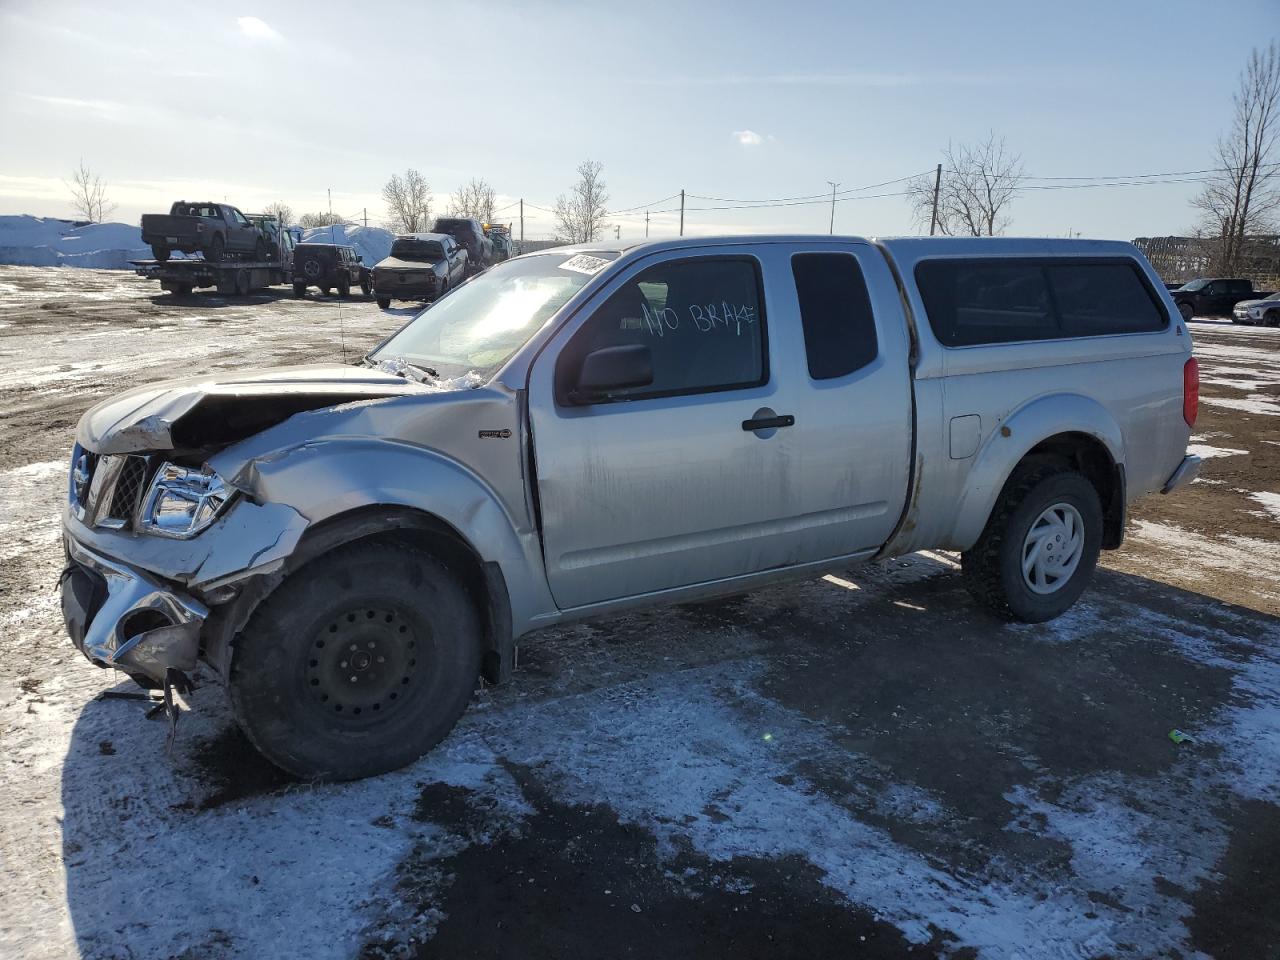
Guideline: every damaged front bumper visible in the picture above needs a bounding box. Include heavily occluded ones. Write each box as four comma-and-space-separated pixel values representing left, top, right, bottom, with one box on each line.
61, 538, 208, 684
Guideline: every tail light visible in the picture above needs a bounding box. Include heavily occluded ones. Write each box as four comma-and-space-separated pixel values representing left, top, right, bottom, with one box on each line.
1183, 357, 1199, 427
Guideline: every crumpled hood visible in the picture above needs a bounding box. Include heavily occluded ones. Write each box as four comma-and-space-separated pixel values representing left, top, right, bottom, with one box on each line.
77, 364, 445, 455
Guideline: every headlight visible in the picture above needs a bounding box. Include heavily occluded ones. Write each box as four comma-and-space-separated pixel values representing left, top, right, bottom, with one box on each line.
138, 463, 232, 538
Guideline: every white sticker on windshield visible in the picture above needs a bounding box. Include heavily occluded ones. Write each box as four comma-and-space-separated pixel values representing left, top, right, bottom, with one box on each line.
559, 254, 610, 275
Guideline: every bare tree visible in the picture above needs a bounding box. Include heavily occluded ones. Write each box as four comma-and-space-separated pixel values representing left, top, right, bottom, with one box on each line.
1192, 43, 1280, 275
297, 211, 345, 228
382, 169, 433, 233
65, 159, 117, 222
555, 160, 610, 242
449, 178, 497, 222
907, 135, 1024, 236
263, 201, 294, 227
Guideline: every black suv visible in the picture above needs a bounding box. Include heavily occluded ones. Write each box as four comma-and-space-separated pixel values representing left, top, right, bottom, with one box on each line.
431, 218, 492, 275
292, 243, 371, 297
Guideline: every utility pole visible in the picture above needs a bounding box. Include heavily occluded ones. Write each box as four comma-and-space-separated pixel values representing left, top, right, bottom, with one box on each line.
363, 207, 367, 228
615, 224, 621, 241
827, 181, 839, 235
645, 210, 650, 238
519, 199, 524, 250
679, 190, 685, 237
328, 188, 332, 218
929, 163, 942, 236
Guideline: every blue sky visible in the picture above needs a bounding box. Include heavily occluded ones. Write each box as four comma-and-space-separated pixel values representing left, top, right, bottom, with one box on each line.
1, 0, 1276, 240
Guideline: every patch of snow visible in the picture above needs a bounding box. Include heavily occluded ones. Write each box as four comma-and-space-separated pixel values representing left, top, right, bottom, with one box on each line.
1186, 442, 1248, 459
1201, 394, 1280, 416
1249, 491, 1280, 522
0, 214, 183, 270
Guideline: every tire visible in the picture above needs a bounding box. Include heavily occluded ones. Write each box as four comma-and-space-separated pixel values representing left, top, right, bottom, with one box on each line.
321, 286, 332, 297
1178, 301, 1193, 322
337, 277, 351, 297
172, 283, 193, 297
961, 465, 1102, 623
360, 276, 371, 297
293, 282, 307, 297
151, 244, 170, 263
376, 297, 391, 309
1266, 310, 1280, 328
234, 269, 250, 296
206, 234, 226, 263
228, 540, 481, 781
254, 238, 268, 262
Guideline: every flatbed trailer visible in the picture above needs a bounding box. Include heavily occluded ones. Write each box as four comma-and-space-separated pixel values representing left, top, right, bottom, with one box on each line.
131, 258, 291, 296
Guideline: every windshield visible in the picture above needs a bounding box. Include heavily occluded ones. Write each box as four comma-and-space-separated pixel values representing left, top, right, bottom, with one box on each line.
391, 239, 444, 261
370, 251, 619, 376
1180, 279, 1209, 291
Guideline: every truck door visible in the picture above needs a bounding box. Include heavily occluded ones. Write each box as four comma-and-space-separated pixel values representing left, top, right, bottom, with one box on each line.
526, 242, 912, 611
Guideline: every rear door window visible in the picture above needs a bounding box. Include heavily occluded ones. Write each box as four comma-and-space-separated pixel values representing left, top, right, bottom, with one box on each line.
916, 258, 1168, 346
558, 257, 766, 403
791, 252, 878, 379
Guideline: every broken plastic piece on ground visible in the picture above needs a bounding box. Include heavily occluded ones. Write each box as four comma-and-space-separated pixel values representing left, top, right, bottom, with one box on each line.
96, 690, 163, 702
1168, 728, 1194, 744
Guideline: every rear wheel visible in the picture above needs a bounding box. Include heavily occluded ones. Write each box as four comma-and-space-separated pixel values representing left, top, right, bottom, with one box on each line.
206, 234, 225, 263
360, 275, 371, 296
234, 268, 250, 296
254, 237, 268, 262
376, 297, 391, 309
228, 540, 481, 781
961, 465, 1102, 623
151, 244, 170, 263
1178, 302, 1193, 322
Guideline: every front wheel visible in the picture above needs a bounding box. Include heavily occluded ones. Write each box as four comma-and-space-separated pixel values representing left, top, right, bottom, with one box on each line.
293, 281, 307, 297
228, 540, 481, 781
961, 466, 1102, 623
360, 276, 371, 296
206, 234, 225, 263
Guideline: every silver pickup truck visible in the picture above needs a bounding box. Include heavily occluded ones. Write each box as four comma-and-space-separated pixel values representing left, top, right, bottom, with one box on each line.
59, 236, 1201, 780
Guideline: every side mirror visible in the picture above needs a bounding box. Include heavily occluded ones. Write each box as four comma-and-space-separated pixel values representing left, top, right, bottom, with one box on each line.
571, 344, 654, 404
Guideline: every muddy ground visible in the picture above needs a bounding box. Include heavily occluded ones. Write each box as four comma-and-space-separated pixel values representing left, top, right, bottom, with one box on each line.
0, 264, 1277, 960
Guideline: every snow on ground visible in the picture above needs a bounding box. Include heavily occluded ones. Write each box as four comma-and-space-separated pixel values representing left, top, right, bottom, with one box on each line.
1250, 491, 1280, 522
1187, 441, 1248, 459
302, 224, 394, 266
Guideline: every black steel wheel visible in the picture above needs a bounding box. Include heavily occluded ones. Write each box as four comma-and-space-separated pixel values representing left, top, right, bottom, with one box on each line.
151, 244, 170, 263
228, 539, 481, 781
206, 234, 225, 263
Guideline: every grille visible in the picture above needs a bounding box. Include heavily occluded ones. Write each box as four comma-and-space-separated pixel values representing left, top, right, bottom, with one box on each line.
105, 456, 150, 525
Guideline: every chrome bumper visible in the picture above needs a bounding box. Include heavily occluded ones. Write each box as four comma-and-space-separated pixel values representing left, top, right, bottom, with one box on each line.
61, 539, 208, 684
1161, 454, 1202, 494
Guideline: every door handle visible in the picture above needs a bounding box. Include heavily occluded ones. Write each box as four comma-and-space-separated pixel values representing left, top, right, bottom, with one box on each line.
742, 414, 795, 431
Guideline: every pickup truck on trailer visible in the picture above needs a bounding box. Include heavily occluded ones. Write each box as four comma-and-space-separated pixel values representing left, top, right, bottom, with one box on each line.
133, 217, 296, 296
140, 202, 269, 263
59, 235, 1201, 781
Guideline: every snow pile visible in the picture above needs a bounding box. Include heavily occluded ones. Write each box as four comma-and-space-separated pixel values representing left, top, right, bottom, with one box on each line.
302, 223, 394, 266
0, 214, 169, 270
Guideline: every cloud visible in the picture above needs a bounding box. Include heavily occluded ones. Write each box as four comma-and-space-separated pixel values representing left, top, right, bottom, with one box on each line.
732, 130, 772, 147
236, 16, 282, 42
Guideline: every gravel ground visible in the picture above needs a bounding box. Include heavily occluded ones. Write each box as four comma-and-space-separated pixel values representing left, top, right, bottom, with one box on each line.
0, 265, 1277, 960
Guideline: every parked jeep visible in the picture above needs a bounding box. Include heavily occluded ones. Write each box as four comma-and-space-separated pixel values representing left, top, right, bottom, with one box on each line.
141, 202, 268, 263
59, 236, 1199, 781
372, 233, 467, 308
432, 217, 492, 274
292, 243, 371, 297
